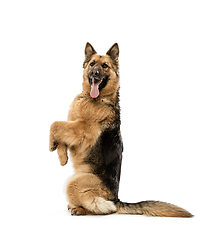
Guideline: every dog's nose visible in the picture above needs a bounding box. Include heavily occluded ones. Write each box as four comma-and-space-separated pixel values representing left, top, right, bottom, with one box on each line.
91, 69, 100, 77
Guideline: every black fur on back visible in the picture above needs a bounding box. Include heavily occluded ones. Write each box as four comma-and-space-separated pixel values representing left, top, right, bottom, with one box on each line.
85, 125, 123, 202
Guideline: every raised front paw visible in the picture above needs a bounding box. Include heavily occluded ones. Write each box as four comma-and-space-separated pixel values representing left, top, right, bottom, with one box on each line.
49, 121, 59, 152
57, 143, 68, 166
49, 139, 58, 152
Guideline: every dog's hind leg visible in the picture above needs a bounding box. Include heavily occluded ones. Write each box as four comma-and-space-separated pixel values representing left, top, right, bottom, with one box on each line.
66, 173, 116, 215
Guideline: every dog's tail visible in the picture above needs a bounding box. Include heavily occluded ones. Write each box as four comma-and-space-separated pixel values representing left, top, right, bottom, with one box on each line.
116, 200, 193, 218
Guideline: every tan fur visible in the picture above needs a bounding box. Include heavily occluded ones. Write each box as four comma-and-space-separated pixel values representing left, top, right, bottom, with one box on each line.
65, 173, 116, 215
49, 43, 193, 217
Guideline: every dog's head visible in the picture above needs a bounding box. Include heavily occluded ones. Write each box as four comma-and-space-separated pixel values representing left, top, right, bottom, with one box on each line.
82, 42, 119, 98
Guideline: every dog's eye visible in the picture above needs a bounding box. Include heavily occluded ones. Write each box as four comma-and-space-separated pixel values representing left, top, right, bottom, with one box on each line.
90, 61, 95, 67
102, 63, 108, 68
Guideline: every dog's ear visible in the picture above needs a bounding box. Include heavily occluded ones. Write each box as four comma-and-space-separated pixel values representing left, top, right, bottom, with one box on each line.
85, 42, 96, 60
83, 42, 97, 68
106, 43, 119, 62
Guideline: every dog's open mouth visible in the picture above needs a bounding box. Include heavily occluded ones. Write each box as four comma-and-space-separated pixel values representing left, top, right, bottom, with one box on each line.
90, 78, 102, 98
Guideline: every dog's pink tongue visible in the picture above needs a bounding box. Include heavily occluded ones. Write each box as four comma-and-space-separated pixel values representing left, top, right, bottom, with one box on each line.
90, 81, 100, 98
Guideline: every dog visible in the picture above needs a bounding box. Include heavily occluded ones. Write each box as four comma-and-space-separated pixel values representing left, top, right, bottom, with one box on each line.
49, 42, 193, 217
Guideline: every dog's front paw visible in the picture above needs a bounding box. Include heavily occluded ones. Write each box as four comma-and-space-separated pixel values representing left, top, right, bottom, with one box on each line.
49, 140, 58, 152
57, 143, 68, 165
49, 122, 59, 152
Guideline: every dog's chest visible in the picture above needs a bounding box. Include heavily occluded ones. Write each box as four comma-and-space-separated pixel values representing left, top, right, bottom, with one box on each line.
74, 97, 115, 124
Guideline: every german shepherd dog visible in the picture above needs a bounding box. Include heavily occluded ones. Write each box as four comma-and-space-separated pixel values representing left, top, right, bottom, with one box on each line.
49, 43, 193, 217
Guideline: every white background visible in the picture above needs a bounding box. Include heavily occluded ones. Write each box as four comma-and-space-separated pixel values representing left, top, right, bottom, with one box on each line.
0, 0, 214, 239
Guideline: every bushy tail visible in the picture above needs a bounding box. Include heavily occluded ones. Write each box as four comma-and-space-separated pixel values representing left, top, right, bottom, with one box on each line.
116, 200, 193, 218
